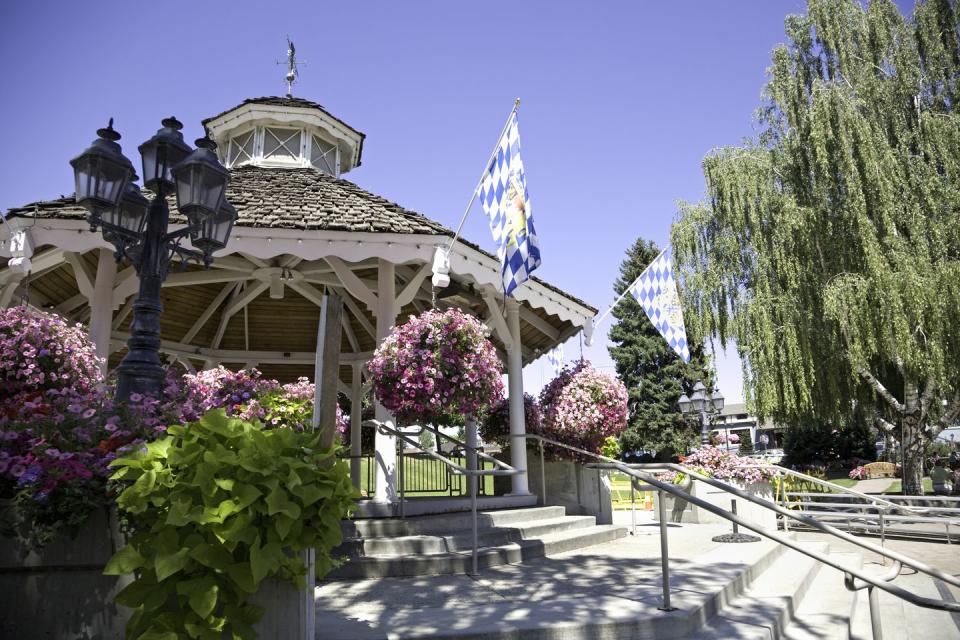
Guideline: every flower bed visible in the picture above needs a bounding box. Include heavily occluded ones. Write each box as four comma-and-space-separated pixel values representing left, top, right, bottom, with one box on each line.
369, 308, 503, 424
659, 446, 776, 485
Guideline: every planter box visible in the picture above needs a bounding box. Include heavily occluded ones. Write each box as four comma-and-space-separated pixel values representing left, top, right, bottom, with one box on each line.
0, 503, 131, 639
654, 479, 777, 532
526, 454, 613, 525
248, 549, 315, 639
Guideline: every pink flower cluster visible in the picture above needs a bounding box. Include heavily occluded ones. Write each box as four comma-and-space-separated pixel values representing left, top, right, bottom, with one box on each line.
661, 446, 775, 485
481, 393, 542, 447
0, 306, 103, 407
369, 308, 504, 424
536, 360, 629, 459
849, 465, 867, 480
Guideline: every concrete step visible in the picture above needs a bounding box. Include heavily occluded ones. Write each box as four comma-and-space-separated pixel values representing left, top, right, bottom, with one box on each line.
338, 516, 599, 557
783, 551, 865, 640
327, 523, 628, 579
693, 541, 828, 639
342, 506, 569, 538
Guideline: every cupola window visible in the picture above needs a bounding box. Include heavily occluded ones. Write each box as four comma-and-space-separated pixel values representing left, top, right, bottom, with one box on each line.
227, 130, 256, 166
311, 135, 338, 176
263, 127, 302, 161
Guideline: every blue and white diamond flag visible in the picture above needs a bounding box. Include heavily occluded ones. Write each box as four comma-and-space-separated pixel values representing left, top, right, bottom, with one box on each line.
477, 112, 541, 296
546, 344, 564, 376
627, 248, 690, 363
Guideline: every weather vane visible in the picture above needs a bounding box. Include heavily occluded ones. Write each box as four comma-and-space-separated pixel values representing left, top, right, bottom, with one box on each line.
277, 37, 304, 98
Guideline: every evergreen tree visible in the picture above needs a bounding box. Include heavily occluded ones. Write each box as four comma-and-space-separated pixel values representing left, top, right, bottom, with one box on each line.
739, 430, 755, 455
608, 238, 713, 460
672, 0, 960, 494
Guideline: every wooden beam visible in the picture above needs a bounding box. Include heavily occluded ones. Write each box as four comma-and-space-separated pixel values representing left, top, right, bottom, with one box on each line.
396, 262, 431, 308
112, 296, 136, 330
221, 280, 269, 318
111, 267, 137, 308
57, 292, 87, 315
238, 252, 269, 269
207, 255, 262, 272
333, 286, 376, 339
481, 290, 513, 349
313, 293, 343, 450
64, 251, 95, 299
182, 281, 242, 343
520, 306, 561, 342
325, 256, 377, 309
287, 280, 361, 353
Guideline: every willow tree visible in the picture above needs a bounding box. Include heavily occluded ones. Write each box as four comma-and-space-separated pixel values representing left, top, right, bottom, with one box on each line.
671, 0, 960, 494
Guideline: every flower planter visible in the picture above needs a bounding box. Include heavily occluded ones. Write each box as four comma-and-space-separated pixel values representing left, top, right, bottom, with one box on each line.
654, 479, 777, 531
526, 454, 613, 525
247, 549, 316, 639
0, 503, 131, 638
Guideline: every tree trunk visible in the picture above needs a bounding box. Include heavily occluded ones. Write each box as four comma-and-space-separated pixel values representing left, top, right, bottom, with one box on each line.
900, 412, 925, 495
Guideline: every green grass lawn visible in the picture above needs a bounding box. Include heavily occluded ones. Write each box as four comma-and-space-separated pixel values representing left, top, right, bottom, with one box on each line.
882, 477, 934, 495
355, 455, 495, 498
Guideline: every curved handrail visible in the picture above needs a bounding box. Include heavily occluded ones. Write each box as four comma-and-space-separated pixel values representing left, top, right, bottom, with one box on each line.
521, 433, 960, 614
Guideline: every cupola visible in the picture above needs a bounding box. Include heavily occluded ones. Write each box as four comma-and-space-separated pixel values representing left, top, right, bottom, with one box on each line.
202, 96, 365, 177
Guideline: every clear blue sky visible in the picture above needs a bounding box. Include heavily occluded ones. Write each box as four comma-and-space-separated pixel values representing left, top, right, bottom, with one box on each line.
0, 0, 915, 403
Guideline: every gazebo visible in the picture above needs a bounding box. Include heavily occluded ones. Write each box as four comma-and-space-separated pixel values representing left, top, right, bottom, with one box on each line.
0, 95, 596, 509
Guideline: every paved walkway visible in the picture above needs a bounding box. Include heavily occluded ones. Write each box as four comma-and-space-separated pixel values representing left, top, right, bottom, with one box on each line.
852, 477, 895, 494
315, 515, 766, 639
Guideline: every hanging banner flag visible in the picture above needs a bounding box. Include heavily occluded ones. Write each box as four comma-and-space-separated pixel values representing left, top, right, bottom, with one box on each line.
478, 111, 541, 296
627, 248, 690, 363
546, 344, 564, 375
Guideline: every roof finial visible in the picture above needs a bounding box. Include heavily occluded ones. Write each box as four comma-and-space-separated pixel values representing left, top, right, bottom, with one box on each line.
277, 36, 304, 98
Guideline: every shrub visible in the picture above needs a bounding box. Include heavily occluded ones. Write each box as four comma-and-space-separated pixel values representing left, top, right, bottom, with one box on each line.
738, 430, 754, 455
105, 410, 356, 639
369, 309, 504, 424
537, 360, 629, 460
480, 393, 542, 448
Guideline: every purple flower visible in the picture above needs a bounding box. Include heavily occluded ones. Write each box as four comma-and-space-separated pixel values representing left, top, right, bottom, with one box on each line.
44, 448, 61, 458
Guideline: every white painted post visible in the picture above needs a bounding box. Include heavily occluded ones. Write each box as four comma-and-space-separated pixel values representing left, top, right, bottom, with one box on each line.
350, 361, 364, 491
373, 259, 397, 503
505, 298, 531, 495
89, 249, 116, 375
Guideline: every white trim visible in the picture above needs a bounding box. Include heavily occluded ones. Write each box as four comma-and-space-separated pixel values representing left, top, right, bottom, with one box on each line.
0, 218, 595, 335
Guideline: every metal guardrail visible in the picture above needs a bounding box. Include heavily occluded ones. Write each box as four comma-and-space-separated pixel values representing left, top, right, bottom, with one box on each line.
362, 419, 520, 575
520, 434, 960, 639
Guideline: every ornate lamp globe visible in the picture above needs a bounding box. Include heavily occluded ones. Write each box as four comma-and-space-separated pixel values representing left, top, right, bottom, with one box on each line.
711, 388, 725, 413
102, 178, 150, 242
690, 381, 707, 412
171, 134, 229, 227
138, 117, 192, 193
678, 393, 692, 413
69, 119, 135, 228
191, 199, 237, 261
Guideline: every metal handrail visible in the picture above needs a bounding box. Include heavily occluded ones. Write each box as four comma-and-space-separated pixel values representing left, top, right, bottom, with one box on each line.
363, 419, 520, 575
521, 433, 960, 638
743, 464, 927, 514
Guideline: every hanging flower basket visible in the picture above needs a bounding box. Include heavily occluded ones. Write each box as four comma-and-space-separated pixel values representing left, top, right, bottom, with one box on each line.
368, 308, 504, 425
481, 393, 542, 447
537, 360, 629, 459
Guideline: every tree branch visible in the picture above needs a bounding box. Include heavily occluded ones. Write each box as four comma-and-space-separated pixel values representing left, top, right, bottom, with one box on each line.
874, 416, 897, 434
859, 368, 906, 414
919, 372, 937, 417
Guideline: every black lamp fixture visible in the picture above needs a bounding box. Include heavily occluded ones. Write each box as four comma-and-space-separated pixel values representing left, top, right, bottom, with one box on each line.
71, 118, 235, 401
679, 381, 725, 447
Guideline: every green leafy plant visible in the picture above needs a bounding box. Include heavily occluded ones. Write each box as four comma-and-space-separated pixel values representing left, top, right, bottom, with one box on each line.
104, 409, 356, 639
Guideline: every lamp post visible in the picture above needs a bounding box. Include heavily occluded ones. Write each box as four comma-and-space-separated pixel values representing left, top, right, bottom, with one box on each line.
678, 381, 724, 447
71, 118, 237, 401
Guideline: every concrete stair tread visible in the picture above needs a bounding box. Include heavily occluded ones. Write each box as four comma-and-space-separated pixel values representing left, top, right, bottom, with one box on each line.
693, 541, 828, 639
326, 524, 628, 579
339, 515, 599, 556
783, 551, 864, 640
342, 506, 568, 538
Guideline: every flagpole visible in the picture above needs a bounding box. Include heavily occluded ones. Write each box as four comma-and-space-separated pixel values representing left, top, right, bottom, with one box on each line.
592, 247, 670, 329
445, 98, 522, 256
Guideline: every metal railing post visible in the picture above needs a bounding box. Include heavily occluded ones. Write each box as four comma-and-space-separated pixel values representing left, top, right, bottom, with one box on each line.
657, 489, 676, 611
471, 471, 479, 576
631, 479, 637, 536
780, 472, 790, 532
398, 438, 405, 519
869, 585, 883, 640
879, 509, 887, 564
539, 439, 547, 506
